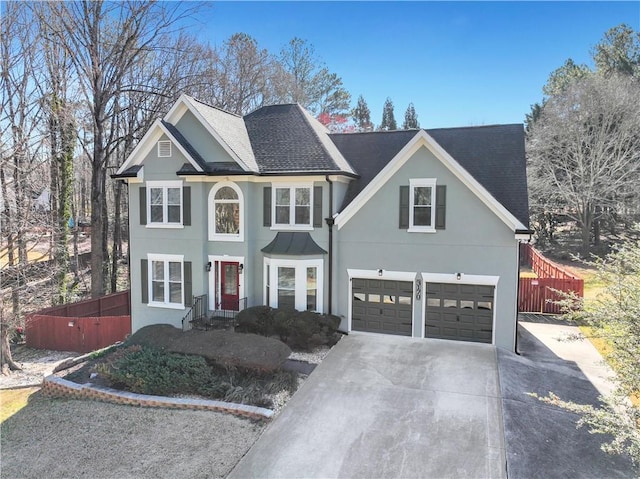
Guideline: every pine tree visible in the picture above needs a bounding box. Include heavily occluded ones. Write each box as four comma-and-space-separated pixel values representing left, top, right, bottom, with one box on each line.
352, 94, 372, 131
379, 97, 397, 131
402, 102, 419, 129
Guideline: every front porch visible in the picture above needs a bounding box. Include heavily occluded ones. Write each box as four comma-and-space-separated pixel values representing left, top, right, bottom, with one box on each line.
182, 294, 247, 331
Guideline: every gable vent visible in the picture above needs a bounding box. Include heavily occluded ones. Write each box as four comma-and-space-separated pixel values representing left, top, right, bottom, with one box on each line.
158, 140, 172, 157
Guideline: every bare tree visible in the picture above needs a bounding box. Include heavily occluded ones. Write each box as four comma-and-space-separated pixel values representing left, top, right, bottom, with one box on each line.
39, 0, 200, 297
0, 2, 48, 372
527, 74, 640, 255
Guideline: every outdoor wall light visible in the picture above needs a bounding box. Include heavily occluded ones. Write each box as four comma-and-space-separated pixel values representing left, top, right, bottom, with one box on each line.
456, 272, 462, 280
206, 262, 212, 272
239, 264, 244, 274
378, 269, 383, 276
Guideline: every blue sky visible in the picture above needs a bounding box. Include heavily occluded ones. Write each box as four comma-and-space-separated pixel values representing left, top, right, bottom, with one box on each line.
194, 1, 639, 128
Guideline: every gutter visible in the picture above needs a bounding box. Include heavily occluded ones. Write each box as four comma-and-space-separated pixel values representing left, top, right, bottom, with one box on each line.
325, 175, 334, 314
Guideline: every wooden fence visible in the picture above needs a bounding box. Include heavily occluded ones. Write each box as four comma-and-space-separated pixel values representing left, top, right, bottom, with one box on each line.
519, 244, 584, 314
26, 291, 131, 353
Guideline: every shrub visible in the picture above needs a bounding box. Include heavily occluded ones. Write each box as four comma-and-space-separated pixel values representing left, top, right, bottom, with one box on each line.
235, 306, 277, 336
97, 346, 221, 397
95, 345, 298, 408
239, 307, 342, 351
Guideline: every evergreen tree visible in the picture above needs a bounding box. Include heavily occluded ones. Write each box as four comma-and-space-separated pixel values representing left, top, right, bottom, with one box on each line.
402, 102, 419, 129
352, 94, 372, 131
379, 97, 397, 131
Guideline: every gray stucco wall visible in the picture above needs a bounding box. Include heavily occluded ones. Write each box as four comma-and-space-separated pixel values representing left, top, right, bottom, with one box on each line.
175, 111, 233, 163
334, 145, 519, 350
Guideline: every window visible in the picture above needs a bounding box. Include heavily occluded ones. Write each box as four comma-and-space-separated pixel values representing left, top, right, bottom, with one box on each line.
409, 179, 436, 232
147, 181, 182, 227
264, 258, 323, 312
209, 182, 244, 241
157, 140, 172, 157
148, 254, 183, 308
272, 184, 312, 229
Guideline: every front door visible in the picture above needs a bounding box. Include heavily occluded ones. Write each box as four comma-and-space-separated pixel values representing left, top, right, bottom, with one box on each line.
220, 262, 239, 311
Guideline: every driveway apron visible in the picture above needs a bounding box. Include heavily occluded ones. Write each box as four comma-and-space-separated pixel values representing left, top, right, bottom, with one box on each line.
229, 333, 506, 479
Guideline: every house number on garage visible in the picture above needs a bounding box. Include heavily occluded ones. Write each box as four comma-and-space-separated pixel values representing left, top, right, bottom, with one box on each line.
415, 279, 421, 300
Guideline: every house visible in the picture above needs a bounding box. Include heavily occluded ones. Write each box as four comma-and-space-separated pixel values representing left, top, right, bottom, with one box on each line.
113, 94, 530, 351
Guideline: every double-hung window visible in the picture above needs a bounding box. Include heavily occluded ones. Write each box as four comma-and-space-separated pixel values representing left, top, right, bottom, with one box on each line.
273, 184, 312, 229
409, 178, 436, 232
148, 254, 184, 308
147, 180, 182, 227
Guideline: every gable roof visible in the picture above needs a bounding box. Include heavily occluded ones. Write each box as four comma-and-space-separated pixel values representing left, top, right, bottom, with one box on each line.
330, 125, 529, 230
244, 104, 355, 175
185, 97, 259, 172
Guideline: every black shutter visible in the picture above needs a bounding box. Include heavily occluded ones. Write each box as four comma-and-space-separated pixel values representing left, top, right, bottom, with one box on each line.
435, 185, 446, 230
183, 186, 191, 226
184, 261, 192, 306
263, 186, 272, 227
399, 185, 409, 229
313, 186, 323, 228
141, 259, 148, 304
139, 187, 147, 225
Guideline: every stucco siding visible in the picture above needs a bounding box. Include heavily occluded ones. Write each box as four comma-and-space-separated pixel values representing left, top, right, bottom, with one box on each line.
335, 145, 519, 350
175, 111, 236, 164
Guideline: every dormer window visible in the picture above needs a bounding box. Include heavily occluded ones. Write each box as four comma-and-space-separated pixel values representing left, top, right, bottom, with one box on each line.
157, 140, 172, 157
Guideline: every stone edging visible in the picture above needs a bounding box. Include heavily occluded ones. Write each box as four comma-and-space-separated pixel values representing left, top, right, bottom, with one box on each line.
41, 375, 274, 420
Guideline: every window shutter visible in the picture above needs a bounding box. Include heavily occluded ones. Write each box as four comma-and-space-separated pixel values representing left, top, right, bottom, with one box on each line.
399, 186, 409, 229
139, 187, 147, 225
313, 186, 323, 228
141, 259, 148, 304
435, 185, 446, 230
263, 186, 272, 227
183, 186, 191, 226
184, 261, 192, 307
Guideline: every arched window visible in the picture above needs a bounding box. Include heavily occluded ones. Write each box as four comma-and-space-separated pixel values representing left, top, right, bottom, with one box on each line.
209, 182, 244, 241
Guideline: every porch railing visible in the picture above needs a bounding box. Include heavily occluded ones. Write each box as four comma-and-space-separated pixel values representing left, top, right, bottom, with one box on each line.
182, 296, 247, 331
182, 294, 208, 331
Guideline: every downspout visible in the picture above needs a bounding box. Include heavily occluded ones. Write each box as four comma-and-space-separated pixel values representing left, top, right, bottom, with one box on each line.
514, 239, 522, 355
325, 175, 334, 314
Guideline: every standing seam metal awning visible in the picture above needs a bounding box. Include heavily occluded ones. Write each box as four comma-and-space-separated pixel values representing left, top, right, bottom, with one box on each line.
261, 232, 327, 255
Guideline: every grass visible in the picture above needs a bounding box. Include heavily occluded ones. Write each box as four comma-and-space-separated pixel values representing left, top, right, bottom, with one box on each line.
0, 387, 40, 423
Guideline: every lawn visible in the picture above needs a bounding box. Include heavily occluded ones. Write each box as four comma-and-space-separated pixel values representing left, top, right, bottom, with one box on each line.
0, 387, 40, 423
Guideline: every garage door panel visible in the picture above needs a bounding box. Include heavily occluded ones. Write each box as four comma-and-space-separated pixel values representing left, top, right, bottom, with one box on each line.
352, 278, 413, 336
425, 282, 494, 344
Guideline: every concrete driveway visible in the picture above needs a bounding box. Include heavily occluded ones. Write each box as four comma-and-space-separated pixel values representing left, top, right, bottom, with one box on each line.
230, 333, 506, 479
499, 315, 635, 478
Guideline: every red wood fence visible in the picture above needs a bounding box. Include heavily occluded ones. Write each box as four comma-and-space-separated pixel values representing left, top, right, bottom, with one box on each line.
26, 291, 131, 353
518, 244, 584, 314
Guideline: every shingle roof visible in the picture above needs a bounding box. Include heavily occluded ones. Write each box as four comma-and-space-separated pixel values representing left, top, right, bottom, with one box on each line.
161, 120, 208, 171
243, 104, 353, 174
330, 125, 529, 227
187, 97, 259, 172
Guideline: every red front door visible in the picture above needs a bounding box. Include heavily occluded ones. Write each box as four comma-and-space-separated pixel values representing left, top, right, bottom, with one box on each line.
220, 262, 239, 311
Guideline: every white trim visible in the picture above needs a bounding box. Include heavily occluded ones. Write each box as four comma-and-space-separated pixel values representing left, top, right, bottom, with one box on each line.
157, 140, 172, 158
408, 178, 437, 233
146, 180, 183, 227
208, 255, 245, 311
264, 257, 324, 313
147, 253, 185, 309
420, 272, 499, 343
208, 182, 244, 242
271, 183, 313, 230
347, 269, 417, 337
166, 94, 252, 172
334, 130, 527, 232
116, 119, 204, 175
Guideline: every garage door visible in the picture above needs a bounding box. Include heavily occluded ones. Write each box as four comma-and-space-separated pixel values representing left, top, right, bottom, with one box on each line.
352, 279, 413, 336
425, 283, 494, 343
